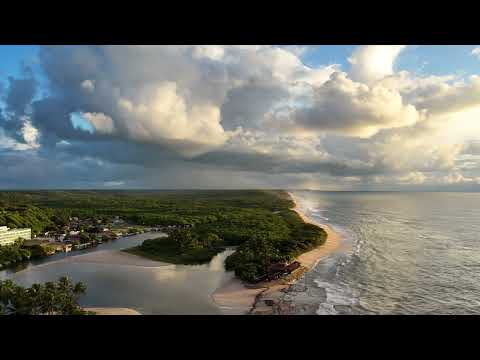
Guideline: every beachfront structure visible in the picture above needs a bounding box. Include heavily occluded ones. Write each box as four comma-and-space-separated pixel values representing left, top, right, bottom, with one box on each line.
0, 226, 32, 246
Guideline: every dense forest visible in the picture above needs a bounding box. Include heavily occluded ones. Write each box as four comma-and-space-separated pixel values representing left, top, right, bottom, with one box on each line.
0, 190, 327, 281
0, 205, 55, 236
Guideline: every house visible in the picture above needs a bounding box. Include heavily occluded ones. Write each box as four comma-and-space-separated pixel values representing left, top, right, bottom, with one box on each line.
68, 235, 81, 243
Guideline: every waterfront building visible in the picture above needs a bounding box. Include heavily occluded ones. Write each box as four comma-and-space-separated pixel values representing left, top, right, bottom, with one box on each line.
0, 226, 32, 246
34, 236, 57, 243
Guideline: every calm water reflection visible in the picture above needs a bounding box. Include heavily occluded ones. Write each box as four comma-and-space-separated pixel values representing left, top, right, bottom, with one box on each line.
0, 232, 235, 314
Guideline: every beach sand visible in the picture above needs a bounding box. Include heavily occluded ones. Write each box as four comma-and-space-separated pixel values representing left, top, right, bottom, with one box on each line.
211, 277, 267, 315
61, 250, 171, 268
84, 307, 142, 315
211, 191, 343, 315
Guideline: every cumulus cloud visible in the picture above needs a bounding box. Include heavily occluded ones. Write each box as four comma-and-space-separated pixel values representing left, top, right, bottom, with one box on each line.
81, 112, 115, 134
397, 171, 427, 184
348, 45, 406, 84
0, 117, 40, 151
20, 118, 41, 149
408, 75, 480, 115
273, 71, 423, 138
1, 45, 480, 190
472, 47, 480, 59
113, 81, 227, 154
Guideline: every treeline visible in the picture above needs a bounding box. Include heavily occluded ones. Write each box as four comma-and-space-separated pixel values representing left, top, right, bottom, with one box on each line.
0, 240, 57, 268
224, 210, 327, 282
0, 241, 31, 266
127, 229, 224, 264
0, 190, 328, 282
0, 205, 54, 235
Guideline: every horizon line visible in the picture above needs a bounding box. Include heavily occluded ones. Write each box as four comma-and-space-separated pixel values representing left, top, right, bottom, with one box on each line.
0, 188, 479, 193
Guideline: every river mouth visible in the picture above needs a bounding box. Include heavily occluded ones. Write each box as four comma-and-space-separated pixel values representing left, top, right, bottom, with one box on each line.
0, 232, 237, 315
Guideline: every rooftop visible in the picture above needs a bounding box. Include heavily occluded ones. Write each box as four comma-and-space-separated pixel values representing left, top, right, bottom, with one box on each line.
0, 226, 31, 233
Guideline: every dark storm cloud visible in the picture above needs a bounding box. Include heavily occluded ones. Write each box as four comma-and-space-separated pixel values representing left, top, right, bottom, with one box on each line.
221, 81, 289, 130
0, 73, 39, 148
191, 149, 388, 177
59, 139, 183, 168
5, 76, 37, 116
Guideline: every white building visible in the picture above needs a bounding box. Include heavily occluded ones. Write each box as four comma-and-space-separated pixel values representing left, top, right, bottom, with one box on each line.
0, 226, 32, 246
112, 216, 124, 225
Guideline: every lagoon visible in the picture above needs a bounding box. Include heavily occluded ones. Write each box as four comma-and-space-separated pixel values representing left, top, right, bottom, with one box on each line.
0, 232, 236, 314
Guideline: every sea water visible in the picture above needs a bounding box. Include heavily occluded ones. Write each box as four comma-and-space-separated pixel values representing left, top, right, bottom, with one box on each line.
290, 191, 480, 315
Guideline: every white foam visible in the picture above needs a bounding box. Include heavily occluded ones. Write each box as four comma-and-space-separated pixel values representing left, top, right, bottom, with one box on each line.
316, 302, 338, 315
314, 279, 359, 315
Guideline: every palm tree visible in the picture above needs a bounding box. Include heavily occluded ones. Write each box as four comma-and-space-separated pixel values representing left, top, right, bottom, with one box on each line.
0, 277, 87, 315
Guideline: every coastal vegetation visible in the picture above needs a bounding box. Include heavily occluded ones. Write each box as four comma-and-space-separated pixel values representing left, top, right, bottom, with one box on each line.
125, 228, 225, 264
0, 276, 87, 315
224, 214, 327, 282
0, 205, 55, 236
0, 240, 59, 269
0, 241, 31, 267
0, 190, 327, 282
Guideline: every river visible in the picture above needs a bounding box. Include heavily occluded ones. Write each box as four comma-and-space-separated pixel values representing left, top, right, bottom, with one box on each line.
0, 232, 236, 314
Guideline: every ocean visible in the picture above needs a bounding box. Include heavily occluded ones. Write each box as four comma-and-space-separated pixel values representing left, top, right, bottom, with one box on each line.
288, 191, 480, 315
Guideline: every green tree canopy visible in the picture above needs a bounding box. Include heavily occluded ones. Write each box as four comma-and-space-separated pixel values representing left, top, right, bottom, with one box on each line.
0, 276, 87, 315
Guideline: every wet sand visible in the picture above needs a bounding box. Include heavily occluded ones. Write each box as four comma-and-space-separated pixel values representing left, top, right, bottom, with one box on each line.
211, 277, 266, 315
293, 198, 342, 270
64, 250, 171, 267
211, 191, 343, 315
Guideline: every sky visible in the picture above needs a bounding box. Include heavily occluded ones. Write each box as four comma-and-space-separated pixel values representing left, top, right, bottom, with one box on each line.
1, 45, 480, 190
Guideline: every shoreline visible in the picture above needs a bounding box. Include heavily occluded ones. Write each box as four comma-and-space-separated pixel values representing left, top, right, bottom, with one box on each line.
211, 191, 343, 315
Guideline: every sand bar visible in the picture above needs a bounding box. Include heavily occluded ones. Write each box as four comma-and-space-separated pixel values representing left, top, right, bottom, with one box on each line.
211, 277, 267, 315
84, 307, 142, 315
60, 250, 171, 268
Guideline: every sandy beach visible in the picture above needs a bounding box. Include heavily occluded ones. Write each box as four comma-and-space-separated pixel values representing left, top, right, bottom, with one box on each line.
84, 307, 142, 315
211, 191, 343, 315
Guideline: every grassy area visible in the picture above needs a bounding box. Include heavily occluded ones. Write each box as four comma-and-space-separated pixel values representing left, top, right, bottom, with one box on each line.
124, 237, 224, 265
